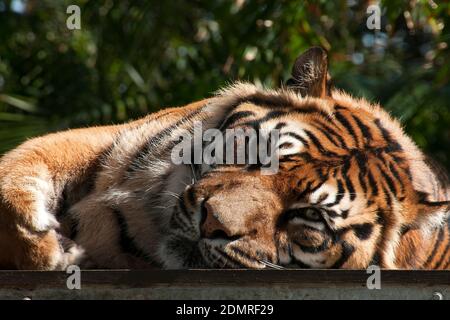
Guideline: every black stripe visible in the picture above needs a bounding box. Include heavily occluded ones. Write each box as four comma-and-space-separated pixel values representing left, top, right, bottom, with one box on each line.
331, 241, 355, 268
228, 246, 263, 267
314, 120, 349, 149
241, 94, 296, 109
424, 227, 445, 268
310, 181, 326, 194
279, 142, 294, 149
292, 257, 311, 269
324, 209, 340, 218
316, 167, 328, 181
381, 183, 393, 207
374, 119, 403, 152
353, 152, 368, 194
434, 237, 449, 269
282, 132, 309, 148
341, 209, 349, 219
57, 141, 115, 221
417, 193, 450, 207
374, 208, 387, 266
294, 239, 330, 254
332, 167, 339, 177
311, 124, 341, 148
283, 152, 314, 164
127, 108, 203, 173
376, 209, 387, 226
240, 110, 287, 131
294, 180, 313, 201
367, 168, 379, 196
335, 111, 358, 147
369, 252, 381, 266
113, 208, 152, 261
185, 187, 196, 207
169, 210, 193, 233
352, 114, 373, 143
213, 248, 246, 268
400, 224, 412, 236
285, 209, 321, 222
263, 110, 287, 119
353, 223, 374, 240
443, 260, 450, 269
274, 122, 287, 130
296, 178, 307, 189
341, 158, 356, 201
220, 111, 255, 129
378, 163, 398, 195
178, 192, 191, 221
325, 179, 345, 207
242, 94, 330, 118
358, 171, 368, 195
392, 154, 406, 165
303, 129, 340, 157
388, 162, 404, 193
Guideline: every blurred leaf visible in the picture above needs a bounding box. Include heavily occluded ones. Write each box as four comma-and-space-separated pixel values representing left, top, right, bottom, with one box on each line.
0, 94, 37, 113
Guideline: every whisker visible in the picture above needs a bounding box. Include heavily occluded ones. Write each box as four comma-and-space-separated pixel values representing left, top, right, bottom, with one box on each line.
258, 259, 285, 270
153, 204, 177, 210
160, 191, 181, 200
180, 181, 191, 187
332, 192, 365, 197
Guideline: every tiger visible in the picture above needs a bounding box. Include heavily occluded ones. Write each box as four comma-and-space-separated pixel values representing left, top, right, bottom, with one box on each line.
0, 47, 448, 270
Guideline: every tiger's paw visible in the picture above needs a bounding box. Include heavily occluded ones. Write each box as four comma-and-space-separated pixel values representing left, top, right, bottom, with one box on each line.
55, 235, 88, 270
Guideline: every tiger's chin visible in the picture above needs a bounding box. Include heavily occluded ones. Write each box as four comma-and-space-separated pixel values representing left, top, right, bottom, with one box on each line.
158, 234, 270, 269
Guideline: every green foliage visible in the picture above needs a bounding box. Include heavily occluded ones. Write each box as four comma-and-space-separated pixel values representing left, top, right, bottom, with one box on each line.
0, 0, 449, 169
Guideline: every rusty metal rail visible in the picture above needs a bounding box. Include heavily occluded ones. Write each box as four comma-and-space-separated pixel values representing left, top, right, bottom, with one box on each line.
0, 270, 448, 300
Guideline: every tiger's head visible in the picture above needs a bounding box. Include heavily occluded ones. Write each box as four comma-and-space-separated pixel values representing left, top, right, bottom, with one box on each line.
159, 47, 450, 269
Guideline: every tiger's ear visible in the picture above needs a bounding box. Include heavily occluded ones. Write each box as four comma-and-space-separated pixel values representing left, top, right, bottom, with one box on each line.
286, 47, 330, 98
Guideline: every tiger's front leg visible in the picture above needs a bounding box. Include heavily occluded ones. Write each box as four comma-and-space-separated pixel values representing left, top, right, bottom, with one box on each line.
0, 169, 87, 270
0, 126, 122, 270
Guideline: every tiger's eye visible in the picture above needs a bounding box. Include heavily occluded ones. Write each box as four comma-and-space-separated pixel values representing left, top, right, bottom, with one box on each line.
286, 207, 323, 222
304, 208, 321, 220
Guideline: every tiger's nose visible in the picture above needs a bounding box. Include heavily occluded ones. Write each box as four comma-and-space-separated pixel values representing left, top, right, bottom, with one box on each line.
200, 202, 235, 239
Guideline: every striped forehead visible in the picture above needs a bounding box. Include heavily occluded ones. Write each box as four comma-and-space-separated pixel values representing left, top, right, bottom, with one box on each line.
225, 101, 331, 124
224, 101, 410, 217
308, 182, 353, 215
224, 103, 320, 137
224, 104, 319, 155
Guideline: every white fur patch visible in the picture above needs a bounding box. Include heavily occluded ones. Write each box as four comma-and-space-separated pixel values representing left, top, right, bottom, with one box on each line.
291, 244, 327, 267
289, 216, 326, 231
270, 121, 308, 157
24, 177, 59, 231
421, 209, 449, 238
57, 244, 86, 270
309, 183, 337, 205
32, 198, 59, 231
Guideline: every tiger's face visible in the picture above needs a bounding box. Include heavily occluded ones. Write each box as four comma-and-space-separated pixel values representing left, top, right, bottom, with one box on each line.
158, 48, 449, 269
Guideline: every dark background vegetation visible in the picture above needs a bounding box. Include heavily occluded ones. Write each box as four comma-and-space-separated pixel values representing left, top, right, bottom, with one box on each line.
0, 0, 449, 170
